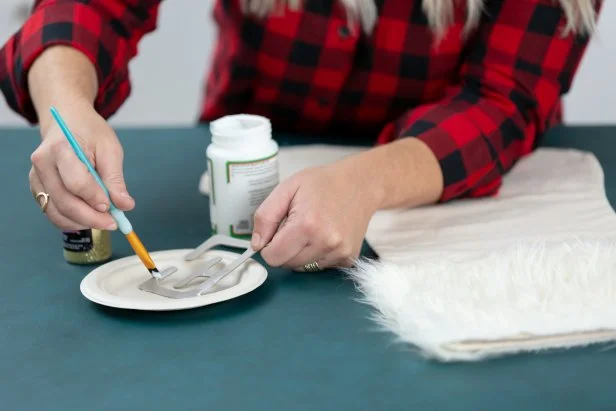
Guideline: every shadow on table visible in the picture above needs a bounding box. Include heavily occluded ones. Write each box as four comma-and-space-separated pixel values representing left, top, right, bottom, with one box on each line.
89, 273, 278, 324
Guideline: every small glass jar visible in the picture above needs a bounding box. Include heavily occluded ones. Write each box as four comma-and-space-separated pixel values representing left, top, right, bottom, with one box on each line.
62, 229, 112, 264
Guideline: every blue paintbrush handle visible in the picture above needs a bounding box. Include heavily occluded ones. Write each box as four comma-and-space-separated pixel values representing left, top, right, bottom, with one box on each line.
49, 106, 133, 234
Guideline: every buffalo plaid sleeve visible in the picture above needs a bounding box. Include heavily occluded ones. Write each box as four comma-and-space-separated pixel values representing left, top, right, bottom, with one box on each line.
0, 0, 161, 124
379, 0, 600, 202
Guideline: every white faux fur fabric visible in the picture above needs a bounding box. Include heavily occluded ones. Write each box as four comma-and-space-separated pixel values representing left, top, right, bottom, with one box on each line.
199, 145, 616, 361
349, 240, 616, 361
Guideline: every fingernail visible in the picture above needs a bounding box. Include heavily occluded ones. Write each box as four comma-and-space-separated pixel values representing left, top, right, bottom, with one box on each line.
107, 222, 118, 230
95, 203, 108, 212
120, 191, 132, 199
251, 233, 261, 249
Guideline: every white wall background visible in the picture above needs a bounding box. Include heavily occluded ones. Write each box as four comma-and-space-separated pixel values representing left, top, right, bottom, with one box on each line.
0, 0, 614, 126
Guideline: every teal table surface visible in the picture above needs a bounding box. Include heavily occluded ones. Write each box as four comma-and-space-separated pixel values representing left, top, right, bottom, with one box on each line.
1, 125, 616, 411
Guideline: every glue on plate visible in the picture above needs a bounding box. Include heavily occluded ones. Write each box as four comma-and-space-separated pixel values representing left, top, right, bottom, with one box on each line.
207, 114, 279, 238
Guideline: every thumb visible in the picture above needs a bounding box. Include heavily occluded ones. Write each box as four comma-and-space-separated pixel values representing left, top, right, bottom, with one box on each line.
251, 180, 297, 250
96, 140, 135, 211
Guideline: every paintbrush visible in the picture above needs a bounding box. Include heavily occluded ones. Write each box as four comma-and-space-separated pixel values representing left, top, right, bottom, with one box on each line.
50, 106, 166, 278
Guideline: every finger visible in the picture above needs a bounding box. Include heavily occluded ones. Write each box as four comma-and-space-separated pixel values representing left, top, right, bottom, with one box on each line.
285, 243, 324, 271
251, 180, 299, 250
44, 200, 90, 231
293, 252, 353, 272
30, 169, 87, 230
32, 151, 117, 230
259, 218, 309, 267
291, 241, 357, 271
95, 139, 134, 211
56, 144, 110, 212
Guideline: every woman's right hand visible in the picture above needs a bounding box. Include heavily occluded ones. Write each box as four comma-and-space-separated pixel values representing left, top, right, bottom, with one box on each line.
29, 99, 135, 231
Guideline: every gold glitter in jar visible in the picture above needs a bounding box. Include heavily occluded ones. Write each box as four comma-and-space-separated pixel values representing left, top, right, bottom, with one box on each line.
63, 229, 112, 264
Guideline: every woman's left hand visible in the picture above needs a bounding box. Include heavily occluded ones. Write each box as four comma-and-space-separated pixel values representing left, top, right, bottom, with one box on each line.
250, 159, 381, 271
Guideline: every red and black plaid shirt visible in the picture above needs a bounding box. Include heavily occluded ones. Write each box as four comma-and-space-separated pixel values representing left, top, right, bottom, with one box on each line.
0, 0, 600, 201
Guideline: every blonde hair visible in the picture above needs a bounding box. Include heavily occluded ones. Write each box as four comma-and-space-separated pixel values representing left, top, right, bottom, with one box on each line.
240, 0, 598, 38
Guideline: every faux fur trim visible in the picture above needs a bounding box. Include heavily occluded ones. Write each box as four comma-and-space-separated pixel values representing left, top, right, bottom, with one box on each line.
345, 237, 616, 362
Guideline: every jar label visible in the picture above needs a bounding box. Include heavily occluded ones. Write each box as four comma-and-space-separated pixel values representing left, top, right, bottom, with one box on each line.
62, 229, 94, 252
225, 153, 279, 237
207, 157, 218, 234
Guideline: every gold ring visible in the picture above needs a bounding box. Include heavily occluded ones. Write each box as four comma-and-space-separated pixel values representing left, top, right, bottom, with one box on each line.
35, 192, 50, 213
303, 261, 321, 272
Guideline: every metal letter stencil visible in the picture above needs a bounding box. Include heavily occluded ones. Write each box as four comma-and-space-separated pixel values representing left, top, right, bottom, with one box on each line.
138, 235, 256, 299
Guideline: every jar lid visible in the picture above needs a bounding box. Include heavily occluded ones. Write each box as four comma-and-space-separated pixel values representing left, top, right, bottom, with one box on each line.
210, 114, 271, 142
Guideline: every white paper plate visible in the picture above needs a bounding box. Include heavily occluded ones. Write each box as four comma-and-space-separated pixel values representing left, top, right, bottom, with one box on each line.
80, 249, 268, 311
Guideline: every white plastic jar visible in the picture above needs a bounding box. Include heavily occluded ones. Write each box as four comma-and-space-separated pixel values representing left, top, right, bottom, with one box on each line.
206, 114, 279, 238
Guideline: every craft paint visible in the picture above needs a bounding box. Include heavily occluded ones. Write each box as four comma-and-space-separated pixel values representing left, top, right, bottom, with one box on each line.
62, 229, 112, 264
207, 114, 279, 238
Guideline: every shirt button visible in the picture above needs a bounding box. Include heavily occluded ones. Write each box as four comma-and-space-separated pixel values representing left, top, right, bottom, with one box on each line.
338, 26, 351, 38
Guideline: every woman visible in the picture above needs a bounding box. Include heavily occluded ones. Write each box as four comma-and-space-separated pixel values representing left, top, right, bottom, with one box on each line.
0, 0, 601, 271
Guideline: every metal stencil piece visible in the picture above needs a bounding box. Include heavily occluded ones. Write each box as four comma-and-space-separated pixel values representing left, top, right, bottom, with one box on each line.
138, 235, 257, 299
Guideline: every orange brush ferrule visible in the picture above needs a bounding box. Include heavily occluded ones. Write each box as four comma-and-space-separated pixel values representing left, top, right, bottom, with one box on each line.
125, 231, 159, 275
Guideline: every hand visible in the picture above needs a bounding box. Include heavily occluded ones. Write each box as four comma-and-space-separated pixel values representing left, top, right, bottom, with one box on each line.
250, 161, 380, 270
29, 100, 134, 230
